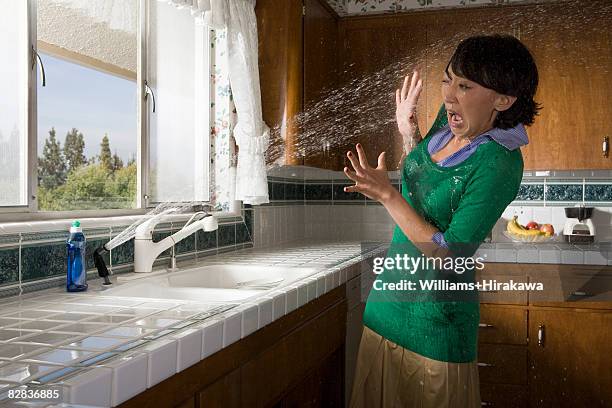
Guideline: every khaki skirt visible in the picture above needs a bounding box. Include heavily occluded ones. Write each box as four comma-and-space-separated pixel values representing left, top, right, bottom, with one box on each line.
349, 325, 481, 408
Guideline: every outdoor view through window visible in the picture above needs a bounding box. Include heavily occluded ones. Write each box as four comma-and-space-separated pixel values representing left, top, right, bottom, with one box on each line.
37, 0, 138, 211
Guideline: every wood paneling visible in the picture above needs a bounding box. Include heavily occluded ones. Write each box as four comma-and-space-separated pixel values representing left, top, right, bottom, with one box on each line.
304, 0, 338, 109
175, 397, 195, 408
519, 2, 612, 170
240, 299, 346, 406
335, 1, 612, 170
479, 305, 528, 345
281, 347, 344, 407
528, 309, 612, 407
478, 344, 527, 385
480, 383, 528, 408
256, 0, 303, 165
303, 0, 339, 168
338, 16, 425, 170
197, 369, 241, 408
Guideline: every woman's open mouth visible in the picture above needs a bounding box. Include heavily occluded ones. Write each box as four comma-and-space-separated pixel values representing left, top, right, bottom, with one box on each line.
448, 110, 464, 128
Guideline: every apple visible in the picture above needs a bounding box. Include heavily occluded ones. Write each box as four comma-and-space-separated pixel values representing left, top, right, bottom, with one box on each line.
539, 224, 554, 236
526, 221, 539, 230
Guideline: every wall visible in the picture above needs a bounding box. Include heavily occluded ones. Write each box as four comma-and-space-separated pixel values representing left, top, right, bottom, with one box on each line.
253, 165, 612, 265
253, 166, 399, 248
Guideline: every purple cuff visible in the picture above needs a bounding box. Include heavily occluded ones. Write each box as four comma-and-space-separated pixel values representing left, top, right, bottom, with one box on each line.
432, 231, 449, 249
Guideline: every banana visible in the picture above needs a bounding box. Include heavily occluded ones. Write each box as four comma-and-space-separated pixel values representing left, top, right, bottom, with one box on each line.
506, 216, 544, 238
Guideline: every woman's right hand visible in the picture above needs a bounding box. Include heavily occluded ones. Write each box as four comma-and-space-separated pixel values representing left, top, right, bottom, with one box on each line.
395, 70, 423, 140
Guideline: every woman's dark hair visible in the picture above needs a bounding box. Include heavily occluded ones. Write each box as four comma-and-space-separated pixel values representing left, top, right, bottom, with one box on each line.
446, 34, 541, 128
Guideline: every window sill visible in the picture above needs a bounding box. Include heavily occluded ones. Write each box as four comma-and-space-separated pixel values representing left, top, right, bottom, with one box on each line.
0, 206, 243, 236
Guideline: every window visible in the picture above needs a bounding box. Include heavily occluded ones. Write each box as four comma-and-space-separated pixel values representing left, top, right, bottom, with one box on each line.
0, 0, 214, 218
148, 0, 210, 203
36, 52, 138, 211
0, 0, 28, 207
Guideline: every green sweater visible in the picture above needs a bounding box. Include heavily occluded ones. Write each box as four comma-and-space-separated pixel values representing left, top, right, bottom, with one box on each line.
362, 106, 524, 363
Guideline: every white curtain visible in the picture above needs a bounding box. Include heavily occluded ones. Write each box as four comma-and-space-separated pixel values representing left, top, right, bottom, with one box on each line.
161, 0, 270, 205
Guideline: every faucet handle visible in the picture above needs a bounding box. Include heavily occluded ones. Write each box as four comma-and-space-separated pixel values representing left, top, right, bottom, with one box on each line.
202, 216, 218, 232
135, 209, 176, 240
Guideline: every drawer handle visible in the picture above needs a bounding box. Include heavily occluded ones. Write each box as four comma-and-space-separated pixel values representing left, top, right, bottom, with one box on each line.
538, 324, 545, 347
571, 291, 590, 297
479, 323, 494, 328
481, 402, 494, 407
477, 362, 495, 367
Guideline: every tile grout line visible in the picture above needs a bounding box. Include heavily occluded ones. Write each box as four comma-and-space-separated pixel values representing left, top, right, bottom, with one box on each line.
18, 233, 23, 296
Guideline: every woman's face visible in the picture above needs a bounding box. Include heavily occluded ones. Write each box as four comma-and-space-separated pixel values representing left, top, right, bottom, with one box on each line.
442, 66, 504, 140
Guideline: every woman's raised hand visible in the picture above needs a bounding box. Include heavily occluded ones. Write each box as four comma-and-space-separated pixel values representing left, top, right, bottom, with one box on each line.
396, 70, 423, 140
343, 144, 397, 204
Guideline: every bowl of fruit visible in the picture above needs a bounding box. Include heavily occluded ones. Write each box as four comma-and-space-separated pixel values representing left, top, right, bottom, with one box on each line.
504, 216, 555, 243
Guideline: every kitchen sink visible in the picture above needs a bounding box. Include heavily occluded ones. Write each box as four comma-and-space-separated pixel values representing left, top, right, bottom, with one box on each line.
102, 264, 322, 303
166, 264, 321, 289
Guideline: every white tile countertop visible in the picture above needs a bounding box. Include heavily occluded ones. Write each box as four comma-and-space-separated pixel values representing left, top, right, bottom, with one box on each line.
0, 241, 386, 407
1, 239, 609, 406
475, 242, 612, 265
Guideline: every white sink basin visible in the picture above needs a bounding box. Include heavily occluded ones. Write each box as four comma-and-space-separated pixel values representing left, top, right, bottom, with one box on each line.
103, 264, 322, 303
166, 264, 321, 289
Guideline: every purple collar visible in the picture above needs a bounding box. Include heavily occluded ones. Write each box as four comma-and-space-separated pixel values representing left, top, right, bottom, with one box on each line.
431, 123, 529, 152
427, 123, 529, 167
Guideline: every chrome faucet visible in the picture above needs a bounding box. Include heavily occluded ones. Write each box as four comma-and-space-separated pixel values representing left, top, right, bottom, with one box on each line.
134, 211, 218, 273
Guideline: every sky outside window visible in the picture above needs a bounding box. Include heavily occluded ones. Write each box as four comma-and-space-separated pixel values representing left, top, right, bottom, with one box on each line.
37, 53, 136, 164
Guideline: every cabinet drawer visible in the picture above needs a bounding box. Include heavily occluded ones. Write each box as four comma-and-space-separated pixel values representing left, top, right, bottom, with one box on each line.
477, 264, 528, 305
479, 306, 527, 345
530, 275, 612, 308
477, 344, 527, 385
480, 383, 527, 408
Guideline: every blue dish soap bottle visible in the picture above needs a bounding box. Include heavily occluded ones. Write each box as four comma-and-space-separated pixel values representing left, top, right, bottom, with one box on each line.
67, 220, 88, 292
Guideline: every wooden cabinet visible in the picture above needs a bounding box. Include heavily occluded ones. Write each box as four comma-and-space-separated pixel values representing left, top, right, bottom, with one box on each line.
280, 348, 344, 408
324, 1, 612, 170
519, 2, 612, 170
303, 0, 340, 168
478, 305, 529, 406
338, 15, 425, 171
479, 263, 612, 407
119, 285, 347, 408
197, 369, 241, 408
256, 0, 303, 166
479, 304, 528, 345
480, 383, 529, 408
528, 309, 612, 407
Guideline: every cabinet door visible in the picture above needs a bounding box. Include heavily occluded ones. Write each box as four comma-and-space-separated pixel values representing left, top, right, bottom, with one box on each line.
281, 347, 344, 407
338, 17, 425, 170
197, 368, 241, 408
479, 305, 528, 345
303, 0, 339, 168
256, 0, 303, 165
528, 309, 612, 407
519, 2, 612, 170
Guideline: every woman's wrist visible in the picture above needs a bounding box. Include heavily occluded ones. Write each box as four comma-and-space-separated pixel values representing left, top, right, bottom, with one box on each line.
380, 185, 402, 207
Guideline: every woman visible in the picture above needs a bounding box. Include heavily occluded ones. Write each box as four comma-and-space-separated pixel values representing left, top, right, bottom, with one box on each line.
346, 34, 540, 407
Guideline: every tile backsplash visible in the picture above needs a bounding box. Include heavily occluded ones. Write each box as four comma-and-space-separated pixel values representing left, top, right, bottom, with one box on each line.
254, 165, 612, 248
0, 214, 253, 298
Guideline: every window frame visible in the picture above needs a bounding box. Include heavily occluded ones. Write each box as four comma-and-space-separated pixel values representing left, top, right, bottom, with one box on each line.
0, 0, 231, 224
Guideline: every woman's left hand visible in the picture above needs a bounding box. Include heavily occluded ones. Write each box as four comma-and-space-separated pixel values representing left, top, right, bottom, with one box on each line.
344, 144, 397, 204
